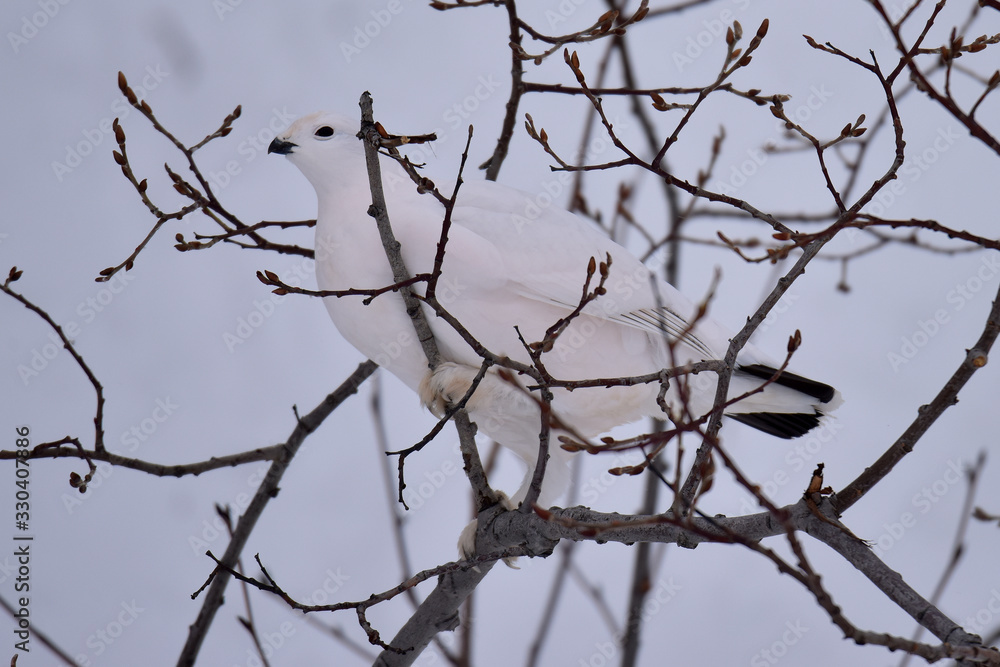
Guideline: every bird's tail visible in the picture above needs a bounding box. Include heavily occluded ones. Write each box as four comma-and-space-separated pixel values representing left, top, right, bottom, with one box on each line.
726, 364, 842, 439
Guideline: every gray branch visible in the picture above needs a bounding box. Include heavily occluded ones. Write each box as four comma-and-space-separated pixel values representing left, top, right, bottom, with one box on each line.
357, 94, 504, 667
176, 360, 377, 667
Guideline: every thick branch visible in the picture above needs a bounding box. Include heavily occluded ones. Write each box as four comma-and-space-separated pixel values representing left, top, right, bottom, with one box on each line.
833, 281, 1000, 513
176, 360, 376, 667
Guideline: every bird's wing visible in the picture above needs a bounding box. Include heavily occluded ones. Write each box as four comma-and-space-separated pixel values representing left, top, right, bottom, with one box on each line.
451, 180, 723, 359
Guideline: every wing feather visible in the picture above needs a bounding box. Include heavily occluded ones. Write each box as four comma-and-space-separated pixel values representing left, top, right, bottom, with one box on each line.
451, 180, 723, 360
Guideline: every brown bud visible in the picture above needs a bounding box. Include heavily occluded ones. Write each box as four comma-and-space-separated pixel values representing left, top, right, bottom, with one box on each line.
787, 329, 802, 352
756, 18, 769, 39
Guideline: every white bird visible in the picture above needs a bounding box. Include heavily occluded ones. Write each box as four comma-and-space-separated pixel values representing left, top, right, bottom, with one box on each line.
268, 111, 841, 517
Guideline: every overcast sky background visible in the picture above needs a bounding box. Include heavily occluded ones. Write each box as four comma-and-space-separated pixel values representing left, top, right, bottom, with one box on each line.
2, 1, 999, 665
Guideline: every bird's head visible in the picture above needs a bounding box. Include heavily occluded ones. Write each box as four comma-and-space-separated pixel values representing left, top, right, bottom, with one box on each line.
268, 111, 364, 191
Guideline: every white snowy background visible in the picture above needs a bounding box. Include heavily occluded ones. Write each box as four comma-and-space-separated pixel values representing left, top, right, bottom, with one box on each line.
1, 1, 999, 665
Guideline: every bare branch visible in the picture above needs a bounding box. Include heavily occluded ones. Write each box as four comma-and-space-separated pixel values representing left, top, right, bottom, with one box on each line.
833, 283, 1000, 513
176, 360, 376, 667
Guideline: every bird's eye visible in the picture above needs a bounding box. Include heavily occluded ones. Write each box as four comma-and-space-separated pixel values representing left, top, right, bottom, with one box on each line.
315, 126, 334, 139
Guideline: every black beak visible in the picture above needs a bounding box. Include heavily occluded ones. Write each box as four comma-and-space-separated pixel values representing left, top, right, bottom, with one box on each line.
268, 138, 297, 155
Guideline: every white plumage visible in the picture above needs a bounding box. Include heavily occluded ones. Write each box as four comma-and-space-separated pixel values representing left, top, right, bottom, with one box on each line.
269, 111, 841, 511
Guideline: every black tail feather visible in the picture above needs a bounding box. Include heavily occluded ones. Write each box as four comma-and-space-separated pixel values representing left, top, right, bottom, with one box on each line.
738, 363, 836, 404
728, 411, 822, 439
